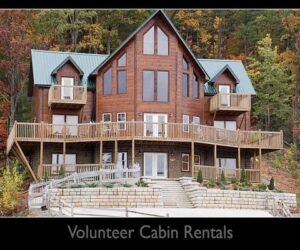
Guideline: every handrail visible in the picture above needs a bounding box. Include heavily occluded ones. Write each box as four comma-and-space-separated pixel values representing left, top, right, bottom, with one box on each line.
10, 121, 283, 150
210, 93, 251, 113
28, 164, 141, 209
48, 85, 87, 106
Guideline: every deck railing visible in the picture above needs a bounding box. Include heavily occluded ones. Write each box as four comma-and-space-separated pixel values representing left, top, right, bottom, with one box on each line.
194, 165, 260, 183
9, 121, 283, 151
48, 85, 87, 107
210, 93, 251, 113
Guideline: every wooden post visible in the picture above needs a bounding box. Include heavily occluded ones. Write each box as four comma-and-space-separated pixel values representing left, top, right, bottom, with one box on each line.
191, 141, 195, 179
63, 141, 66, 166
259, 147, 262, 181
214, 144, 217, 167
132, 139, 135, 168
237, 147, 241, 180
39, 141, 44, 178
99, 141, 103, 165
114, 140, 118, 164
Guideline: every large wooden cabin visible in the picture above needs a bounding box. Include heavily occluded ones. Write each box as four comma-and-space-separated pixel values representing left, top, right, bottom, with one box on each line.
7, 10, 283, 183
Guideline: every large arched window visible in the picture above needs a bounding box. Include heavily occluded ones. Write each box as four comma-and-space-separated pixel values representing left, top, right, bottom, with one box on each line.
143, 26, 169, 55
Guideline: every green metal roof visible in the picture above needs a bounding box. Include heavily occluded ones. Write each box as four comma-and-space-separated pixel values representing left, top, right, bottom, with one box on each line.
198, 59, 256, 95
31, 49, 108, 88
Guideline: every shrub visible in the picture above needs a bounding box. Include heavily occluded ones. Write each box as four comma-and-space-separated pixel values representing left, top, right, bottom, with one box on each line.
0, 160, 24, 212
231, 177, 238, 184
136, 180, 148, 187
233, 183, 238, 190
43, 173, 49, 182
258, 183, 267, 192
85, 182, 99, 188
205, 178, 216, 188
70, 183, 84, 188
240, 168, 247, 184
220, 183, 226, 190
122, 183, 132, 187
197, 170, 203, 184
268, 177, 275, 190
102, 182, 114, 188
58, 165, 65, 178
220, 170, 226, 185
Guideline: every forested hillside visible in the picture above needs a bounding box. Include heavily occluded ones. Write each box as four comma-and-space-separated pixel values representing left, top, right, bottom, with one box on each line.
1, 10, 300, 213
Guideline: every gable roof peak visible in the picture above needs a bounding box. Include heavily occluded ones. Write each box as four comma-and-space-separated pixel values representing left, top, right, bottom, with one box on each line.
51, 56, 84, 76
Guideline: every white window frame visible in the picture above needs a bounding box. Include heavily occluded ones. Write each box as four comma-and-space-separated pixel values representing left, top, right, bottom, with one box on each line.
182, 153, 190, 172
183, 114, 189, 132
194, 155, 201, 166
102, 113, 112, 131
117, 112, 126, 130
61, 77, 74, 100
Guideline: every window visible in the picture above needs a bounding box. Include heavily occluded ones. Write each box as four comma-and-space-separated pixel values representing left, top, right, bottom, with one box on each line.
143, 71, 169, 102
117, 112, 126, 130
183, 115, 189, 132
157, 71, 169, 102
103, 113, 112, 130
192, 116, 200, 125
102, 153, 112, 164
194, 155, 200, 166
214, 121, 236, 131
143, 26, 155, 54
193, 74, 199, 99
182, 154, 190, 171
103, 67, 112, 95
143, 70, 155, 101
183, 73, 189, 97
183, 57, 189, 71
143, 26, 169, 55
157, 27, 168, 55
117, 70, 126, 94
118, 53, 126, 67
52, 154, 76, 173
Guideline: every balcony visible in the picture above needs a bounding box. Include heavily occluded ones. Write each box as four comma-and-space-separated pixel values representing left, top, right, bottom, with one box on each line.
48, 85, 87, 109
210, 93, 251, 115
7, 121, 283, 153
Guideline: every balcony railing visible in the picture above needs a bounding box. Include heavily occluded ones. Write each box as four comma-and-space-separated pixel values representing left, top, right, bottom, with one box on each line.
194, 165, 260, 183
48, 85, 87, 107
210, 93, 251, 114
7, 121, 283, 152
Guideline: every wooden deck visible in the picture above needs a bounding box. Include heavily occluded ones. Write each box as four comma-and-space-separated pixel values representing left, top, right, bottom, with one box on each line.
7, 121, 283, 154
48, 85, 87, 108
210, 93, 251, 115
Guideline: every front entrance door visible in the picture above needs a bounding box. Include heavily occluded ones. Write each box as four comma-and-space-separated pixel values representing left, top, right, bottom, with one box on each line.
66, 115, 78, 136
117, 152, 127, 169
144, 153, 167, 178
61, 77, 74, 100
144, 113, 168, 137
219, 85, 230, 106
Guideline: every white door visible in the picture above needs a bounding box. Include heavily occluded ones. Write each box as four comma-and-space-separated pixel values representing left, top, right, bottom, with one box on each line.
117, 152, 127, 169
144, 113, 168, 137
219, 85, 230, 106
218, 158, 236, 178
66, 115, 78, 136
225, 121, 236, 131
61, 77, 74, 100
65, 154, 76, 172
144, 153, 167, 178
52, 114, 65, 134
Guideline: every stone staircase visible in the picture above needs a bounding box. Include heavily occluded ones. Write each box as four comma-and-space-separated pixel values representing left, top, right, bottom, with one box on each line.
151, 179, 194, 208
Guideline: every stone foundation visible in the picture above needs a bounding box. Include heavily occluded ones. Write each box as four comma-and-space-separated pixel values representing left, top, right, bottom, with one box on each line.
49, 186, 163, 208
179, 177, 297, 210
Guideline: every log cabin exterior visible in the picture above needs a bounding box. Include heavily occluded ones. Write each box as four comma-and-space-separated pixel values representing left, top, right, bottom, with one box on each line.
7, 10, 283, 183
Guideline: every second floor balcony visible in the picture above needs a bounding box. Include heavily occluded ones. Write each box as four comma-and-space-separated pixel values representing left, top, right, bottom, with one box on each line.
48, 85, 87, 109
210, 93, 251, 115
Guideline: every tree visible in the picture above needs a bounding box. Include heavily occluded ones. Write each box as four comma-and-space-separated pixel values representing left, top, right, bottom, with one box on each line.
247, 34, 293, 138
197, 169, 203, 184
268, 177, 275, 190
0, 10, 32, 129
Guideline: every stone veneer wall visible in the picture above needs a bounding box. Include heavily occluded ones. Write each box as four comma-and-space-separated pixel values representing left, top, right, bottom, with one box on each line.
179, 177, 297, 210
48, 186, 163, 208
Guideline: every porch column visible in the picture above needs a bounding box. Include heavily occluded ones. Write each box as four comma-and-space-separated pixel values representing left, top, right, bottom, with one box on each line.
63, 142, 66, 166
132, 139, 135, 168
237, 147, 241, 180
38, 141, 43, 178
259, 147, 262, 181
99, 141, 103, 164
214, 144, 217, 167
191, 142, 195, 179
114, 140, 118, 164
